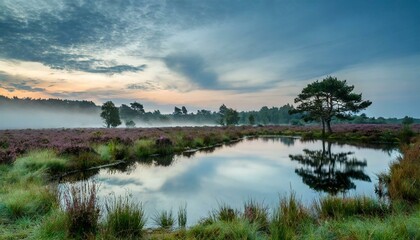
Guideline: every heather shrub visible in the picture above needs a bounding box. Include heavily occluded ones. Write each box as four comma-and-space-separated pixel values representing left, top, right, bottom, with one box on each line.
0, 139, 9, 149
0, 149, 15, 164
154, 136, 174, 155
59, 145, 95, 156
63, 181, 100, 239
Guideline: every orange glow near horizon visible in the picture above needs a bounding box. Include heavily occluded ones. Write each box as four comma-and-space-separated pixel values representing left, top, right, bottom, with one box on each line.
0, 59, 295, 111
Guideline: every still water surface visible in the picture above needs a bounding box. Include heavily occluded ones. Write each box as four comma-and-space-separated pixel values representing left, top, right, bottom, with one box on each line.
74, 137, 398, 225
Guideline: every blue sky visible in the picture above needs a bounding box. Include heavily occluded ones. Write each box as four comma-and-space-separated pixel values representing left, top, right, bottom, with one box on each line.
0, 0, 419, 117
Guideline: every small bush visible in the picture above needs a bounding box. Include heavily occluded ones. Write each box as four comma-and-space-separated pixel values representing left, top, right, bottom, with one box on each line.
155, 137, 174, 155
153, 209, 175, 229
104, 195, 146, 239
63, 181, 100, 239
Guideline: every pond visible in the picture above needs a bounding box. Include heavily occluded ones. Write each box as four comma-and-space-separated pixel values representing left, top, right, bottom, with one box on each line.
64, 137, 399, 226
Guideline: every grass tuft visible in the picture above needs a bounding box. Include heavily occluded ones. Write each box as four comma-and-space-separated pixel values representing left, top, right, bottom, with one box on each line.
270, 193, 312, 239
153, 209, 175, 230
13, 150, 68, 175
189, 219, 261, 240
104, 194, 146, 239
211, 203, 239, 222
315, 196, 389, 219
2, 185, 57, 220
134, 139, 156, 158
34, 209, 68, 240
243, 199, 269, 232
177, 204, 187, 229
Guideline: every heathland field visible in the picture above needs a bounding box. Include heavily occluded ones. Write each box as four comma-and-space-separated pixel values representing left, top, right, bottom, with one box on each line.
0, 125, 419, 239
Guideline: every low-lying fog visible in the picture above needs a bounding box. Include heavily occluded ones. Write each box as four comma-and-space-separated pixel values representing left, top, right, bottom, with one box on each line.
0, 108, 215, 129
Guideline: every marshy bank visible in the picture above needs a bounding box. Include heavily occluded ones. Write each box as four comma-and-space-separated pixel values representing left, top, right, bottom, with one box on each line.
0, 125, 419, 239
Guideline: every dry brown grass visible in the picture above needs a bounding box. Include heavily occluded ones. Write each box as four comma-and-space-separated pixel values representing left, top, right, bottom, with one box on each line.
388, 137, 420, 204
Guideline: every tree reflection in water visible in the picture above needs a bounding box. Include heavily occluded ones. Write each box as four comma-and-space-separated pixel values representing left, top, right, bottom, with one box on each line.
289, 140, 371, 195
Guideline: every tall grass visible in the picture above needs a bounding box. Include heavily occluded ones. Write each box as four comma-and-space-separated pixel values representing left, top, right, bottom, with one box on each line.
243, 199, 269, 232
34, 209, 68, 240
177, 204, 187, 229
62, 181, 100, 239
108, 140, 130, 161
153, 209, 175, 229
211, 203, 239, 222
13, 150, 68, 175
104, 195, 146, 239
0, 151, 60, 221
270, 193, 312, 239
134, 139, 156, 158
69, 151, 103, 170
189, 219, 261, 240
388, 138, 420, 204
301, 210, 420, 240
315, 196, 389, 219
1, 185, 57, 220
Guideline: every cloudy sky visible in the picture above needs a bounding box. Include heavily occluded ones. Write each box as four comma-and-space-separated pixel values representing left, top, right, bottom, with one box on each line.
0, 0, 419, 117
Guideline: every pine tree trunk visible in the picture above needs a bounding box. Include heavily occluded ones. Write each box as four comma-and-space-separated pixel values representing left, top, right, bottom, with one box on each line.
326, 120, 332, 134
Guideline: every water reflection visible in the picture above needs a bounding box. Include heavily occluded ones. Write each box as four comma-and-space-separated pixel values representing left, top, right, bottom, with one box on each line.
61, 137, 397, 226
256, 136, 297, 146
289, 140, 371, 195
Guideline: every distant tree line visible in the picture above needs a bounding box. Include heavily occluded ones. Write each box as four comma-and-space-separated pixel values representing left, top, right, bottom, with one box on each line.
0, 95, 98, 112
1, 94, 418, 129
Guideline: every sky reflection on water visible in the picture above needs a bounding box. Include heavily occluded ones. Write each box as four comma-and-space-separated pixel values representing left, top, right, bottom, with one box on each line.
85, 137, 398, 226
